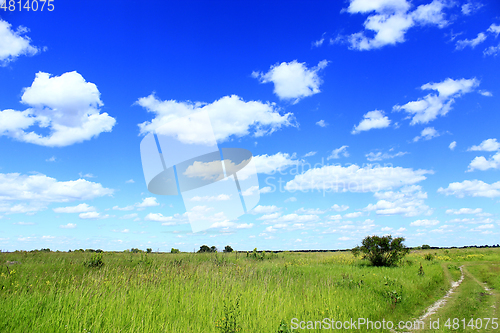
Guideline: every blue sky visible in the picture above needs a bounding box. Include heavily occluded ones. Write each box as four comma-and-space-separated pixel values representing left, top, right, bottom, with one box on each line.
1, 0, 499, 252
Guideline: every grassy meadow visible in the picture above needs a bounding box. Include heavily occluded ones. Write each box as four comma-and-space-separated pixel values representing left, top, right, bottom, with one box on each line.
1, 248, 499, 332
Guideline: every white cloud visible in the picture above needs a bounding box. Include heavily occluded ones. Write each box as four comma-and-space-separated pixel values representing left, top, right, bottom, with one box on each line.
253, 152, 299, 174
351, 110, 390, 134
327, 145, 349, 160
445, 208, 482, 215
285, 165, 431, 193
312, 35, 325, 48
249, 205, 280, 214
303, 151, 317, 157
478, 90, 492, 97
1, 72, 115, 147
137, 94, 294, 144
13, 221, 35, 225
365, 185, 432, 217
112, 205, 134, 211
53, 203, 96, 213
266, 214, 320, 224
285, 197, 297, 202
136, 197, 160, 208
259, 186, 272, 194
438, 180, 500, 198
144, 213, 173, 223
483, 43, 500, 56
467, 152, 500, 172
252, 60, 328, 103
0, 19, 39, 65
345, 0, 451, 50
488, 24, 500, 37
79, 212, 102, 219
60, 223, 77, 229
413, 127, 439, 142
236, 223, 254, 229
316, 120, 328, 127
411, 219, 440, 227
468, 138, 500, 152
0, 173, 113, 215
295, 208, 327, 215
46, 156, 56, 162
394, 77, 479, 125
365, 150, 407, 161
126, 179, 135, 184
449, 141, 457, 150
461, 2, 483, 15
331, 204, 349, 212
456, 32, 487, 50
257, 212, 282, 220
344, 212, 363, 219
190, 194, 231, 202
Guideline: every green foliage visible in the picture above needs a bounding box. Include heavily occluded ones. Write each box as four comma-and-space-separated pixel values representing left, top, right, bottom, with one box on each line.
424, 253, 434, 261
223, 245, 234, 253
421, 244, 431, 249
171, 248, 180, 254
83, 252, 104, 268
215, 296, 241, 333
130, 248, 142, 253
146, 248, 152, 253
198, 245, 216, 253
418, 263, 425, 276
351, 235, 409, 267
276, 319, 291, 333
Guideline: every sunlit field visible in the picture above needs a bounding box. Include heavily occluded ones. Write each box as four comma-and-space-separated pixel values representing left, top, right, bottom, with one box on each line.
1, 248, 499, 332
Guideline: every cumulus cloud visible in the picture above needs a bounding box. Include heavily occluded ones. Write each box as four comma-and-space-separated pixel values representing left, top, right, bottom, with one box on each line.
316, 120, 328, 127
467, 152, 500, 172
0, 72, 116, 147
468, 138, 500, 152
413, 127, 439, 142
410, 219, 439, 227
295, 208, 327, 215
344, 0, 452, 50
0, 173, 113, 215
60, 223, 77, 229
303, 151, 317, 157
488, 24, 500, 37
252, 60, 328, 103
438, 180, 500, 198
249, 205, 281, 215
449, 141, 457, 150
137, 94, 294, 144
484, 43, 500, 57
365, 150, 407, 161
285, 164, 432, 193
252, 152, 299, 174
351, 110, 391, 134
53, 203, 96, 213
461, 1, 483, 15
113, 197, 159, 211
393, 77, 479, 125
364, 185, 432, 217
79, 212, 103, 219
327, 146, 349, 160
0, 19, 39, 65
331, 204, 349, 212
445, 208, 482, 215
456, 32, 487, 50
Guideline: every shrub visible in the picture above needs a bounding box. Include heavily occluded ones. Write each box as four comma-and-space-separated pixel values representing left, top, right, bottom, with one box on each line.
424, 253, 434, 261
171, 248, 180, 254
146, 248, 152, 253
351, 235, 409, 267
421, 244, 431, 249
223, 245, 234, 253
198, 245, 211, 253
215, 296, 241, 333
130, 248, 141, 253
84, 252, 104, 268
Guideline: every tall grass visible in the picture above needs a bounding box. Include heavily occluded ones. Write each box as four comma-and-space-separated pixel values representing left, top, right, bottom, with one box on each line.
1, 248, 497, 332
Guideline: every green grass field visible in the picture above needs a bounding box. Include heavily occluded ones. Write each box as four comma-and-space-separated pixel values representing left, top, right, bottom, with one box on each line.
1, 248, 499, 332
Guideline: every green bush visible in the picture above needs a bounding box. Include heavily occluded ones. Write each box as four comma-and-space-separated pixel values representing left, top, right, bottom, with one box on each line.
84, 252, 104, 268
352, 235, 409, 267
223, 245, 233, 253
171, 248, 180, 254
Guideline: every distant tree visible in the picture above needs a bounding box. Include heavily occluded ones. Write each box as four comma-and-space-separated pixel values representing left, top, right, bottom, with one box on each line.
198, 245, 211, 253
223, 245, 234, 253
352, 235, 409, 267
421, 244, 431, 250
130, 248, 141, 253
171, 248, 180, 253
146, 248, 152, 253
210, 246, 217, 253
